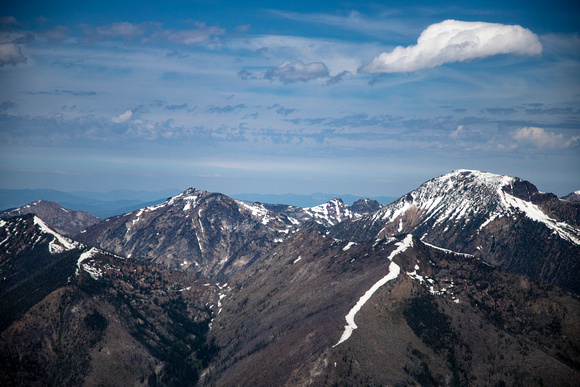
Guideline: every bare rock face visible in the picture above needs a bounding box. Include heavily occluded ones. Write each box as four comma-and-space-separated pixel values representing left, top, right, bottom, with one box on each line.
331, 170, 580, 294
351, 197, 382, 214
0, 200, 101, 235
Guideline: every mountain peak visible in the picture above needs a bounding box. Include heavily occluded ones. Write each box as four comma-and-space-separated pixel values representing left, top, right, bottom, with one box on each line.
330, 169, 580, 293
351, 198, 382, 214
562, 190, 580, 202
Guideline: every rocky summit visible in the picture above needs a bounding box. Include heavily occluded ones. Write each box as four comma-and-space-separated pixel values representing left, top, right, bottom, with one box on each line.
1, 170, 579, 386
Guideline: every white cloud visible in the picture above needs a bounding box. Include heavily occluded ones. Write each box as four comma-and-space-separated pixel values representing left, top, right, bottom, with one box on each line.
112, 110, 133, 123
0, 30, 34, 67
449, 125, 464, 139
0, 43, 27, 66
264, 60, 330, 83
359, 19, 542, 74
512, 127, 579, 149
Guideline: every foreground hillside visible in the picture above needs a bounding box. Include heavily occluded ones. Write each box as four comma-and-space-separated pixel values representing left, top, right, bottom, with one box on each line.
204, 231, 580, 386
0, 214, 219, 385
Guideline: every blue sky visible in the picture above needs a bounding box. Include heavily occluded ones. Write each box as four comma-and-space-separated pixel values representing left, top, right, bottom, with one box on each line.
1, 0, 579, 198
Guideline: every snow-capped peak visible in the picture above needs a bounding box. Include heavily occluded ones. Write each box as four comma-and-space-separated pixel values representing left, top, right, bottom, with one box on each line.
303, 198, 356, 226
369, 170, 579, 246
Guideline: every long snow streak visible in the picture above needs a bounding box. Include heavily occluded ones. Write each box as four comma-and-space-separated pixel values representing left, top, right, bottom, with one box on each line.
333, 234, 412, 347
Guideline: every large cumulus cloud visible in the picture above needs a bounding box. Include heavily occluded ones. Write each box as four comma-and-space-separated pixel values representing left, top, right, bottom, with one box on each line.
359, 19, 542, 74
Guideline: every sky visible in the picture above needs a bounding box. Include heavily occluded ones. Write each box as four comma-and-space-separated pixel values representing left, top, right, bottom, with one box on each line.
0, 0, 579, 199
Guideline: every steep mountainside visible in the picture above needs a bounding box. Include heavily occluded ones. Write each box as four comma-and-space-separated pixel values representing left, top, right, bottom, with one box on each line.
76, 188, 300, 280
77, 189, 380, 280
0, 214, 83, 331
0, 200, 101, 235
331, 169, 580, 293
204, 231, 580, 386
0, 214, 219, 386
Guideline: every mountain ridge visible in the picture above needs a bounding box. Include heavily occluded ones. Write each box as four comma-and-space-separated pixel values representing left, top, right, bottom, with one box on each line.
75, 188, 381, 280
330, 169, 580, 293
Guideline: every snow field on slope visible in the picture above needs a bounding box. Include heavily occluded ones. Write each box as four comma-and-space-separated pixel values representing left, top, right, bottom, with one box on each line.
33, 216, 79, 253
333, 234, 413, 347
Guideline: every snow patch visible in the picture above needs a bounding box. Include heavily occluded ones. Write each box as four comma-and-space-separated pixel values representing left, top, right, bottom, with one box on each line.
76, 247, 102, 280
420, 240, 474, 257
343, 242, 357, 251
333, 261, 400, 348
235, 200, 274, 225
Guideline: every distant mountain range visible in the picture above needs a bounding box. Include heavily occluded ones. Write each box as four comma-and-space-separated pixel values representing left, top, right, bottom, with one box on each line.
0, 188, 180, 219
230, 192, 396, 207
0, 188, 395, 218
1, 170, 579, 386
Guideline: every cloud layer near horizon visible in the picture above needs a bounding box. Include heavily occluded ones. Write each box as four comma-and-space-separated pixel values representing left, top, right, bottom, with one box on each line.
360, 20, 542, 74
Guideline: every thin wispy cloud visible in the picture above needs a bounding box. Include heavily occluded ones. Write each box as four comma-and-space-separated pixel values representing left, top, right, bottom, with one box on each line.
269, 9, 418, 39
206, 104, 247, 114
151, 25, 225, 45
